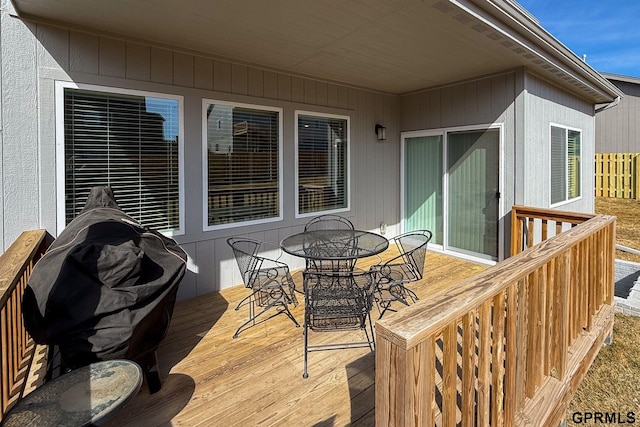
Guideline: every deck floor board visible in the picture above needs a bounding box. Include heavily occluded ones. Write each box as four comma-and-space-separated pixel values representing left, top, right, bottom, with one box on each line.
102, 250, 487, 427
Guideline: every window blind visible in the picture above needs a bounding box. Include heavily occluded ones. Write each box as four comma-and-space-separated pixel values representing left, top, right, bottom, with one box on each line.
63, 88, 181, 232
550, 126, 567, 204
205, 103, 280, 226
297, 114, 348, 214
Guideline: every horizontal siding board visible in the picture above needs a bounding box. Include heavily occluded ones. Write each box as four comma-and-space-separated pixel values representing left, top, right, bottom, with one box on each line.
150, 47, 173, 84
213, 60, 232, 93
291, 76, 304, 103
99, 38, 126, 78
173, 52, 194, 87
247, 68, 264, 98
277, 73, 292, 101
316, 81, 328, 106
231, 63, 248, 95
69, 32, 99, 74
194, 56, 214, 90
126, 42, 151, 81
263, 70, 278, 99
36, 25, 69, 71
304, 79, 316, 105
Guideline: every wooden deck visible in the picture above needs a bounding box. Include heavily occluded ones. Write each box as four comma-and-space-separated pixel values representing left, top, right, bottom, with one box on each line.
101, 250, 486, 427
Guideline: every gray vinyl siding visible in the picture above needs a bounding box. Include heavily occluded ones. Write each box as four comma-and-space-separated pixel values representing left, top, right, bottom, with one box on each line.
596, 79, 640, 153
522, 72, 595, 213
0, 12, 399, 298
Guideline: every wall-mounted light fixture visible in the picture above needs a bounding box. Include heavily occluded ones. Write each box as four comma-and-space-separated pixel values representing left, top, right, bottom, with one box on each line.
375, 124, 386, 141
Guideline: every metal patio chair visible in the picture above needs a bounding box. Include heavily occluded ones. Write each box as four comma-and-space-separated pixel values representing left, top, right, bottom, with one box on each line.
303, 214, 355, 272
301, 269, 376, 378
304, 214, 354, 232
227, 237, 299, 338
370, 230, 432, 319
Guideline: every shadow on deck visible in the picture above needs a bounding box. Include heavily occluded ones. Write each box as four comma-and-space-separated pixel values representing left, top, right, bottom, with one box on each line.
101, 251, 487, 427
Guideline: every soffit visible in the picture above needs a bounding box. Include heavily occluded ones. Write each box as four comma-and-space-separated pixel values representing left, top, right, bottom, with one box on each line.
12, 0, 618, 102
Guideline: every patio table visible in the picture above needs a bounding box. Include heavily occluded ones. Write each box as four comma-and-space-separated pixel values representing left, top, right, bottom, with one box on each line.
280, 229, 389, 270
2, 359, 143, 427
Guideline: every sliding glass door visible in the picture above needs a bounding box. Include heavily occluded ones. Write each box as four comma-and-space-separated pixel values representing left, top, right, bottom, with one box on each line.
403, 127, 500, 261
446, 129, 499, 259
404, 135, 443, 245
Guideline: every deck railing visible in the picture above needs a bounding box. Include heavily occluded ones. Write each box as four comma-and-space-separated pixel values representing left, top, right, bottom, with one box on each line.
0, 230, 48, 422
375, 205, 616, 426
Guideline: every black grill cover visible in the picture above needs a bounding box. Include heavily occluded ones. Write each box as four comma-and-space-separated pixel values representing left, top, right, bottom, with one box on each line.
23, 186, 187, 368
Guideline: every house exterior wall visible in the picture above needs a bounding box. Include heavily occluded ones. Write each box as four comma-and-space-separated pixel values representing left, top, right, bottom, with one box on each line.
398, 69, 597, 248
595, 78, 640, 153
0, 11, 400, 298
399, 71, 519, 259
522, 72, 596, 213
0, 8, 602, 297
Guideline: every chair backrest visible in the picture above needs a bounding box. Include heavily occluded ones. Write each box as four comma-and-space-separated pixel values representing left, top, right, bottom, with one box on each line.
303, 269, 374, 331
227, 237, 262, 287
304, 215, 354, 232
394, 230, 433, 280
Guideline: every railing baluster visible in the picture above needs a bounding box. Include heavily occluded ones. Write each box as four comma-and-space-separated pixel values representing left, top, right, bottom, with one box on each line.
491, 291, 506, 427
477, 300, 492, 425
515, 277, 527, 411
525, 269, 540, 397
504, 284, 518, 423
544, 260, 553, 376
461, 309, 477, 426
442, 323, 457, 426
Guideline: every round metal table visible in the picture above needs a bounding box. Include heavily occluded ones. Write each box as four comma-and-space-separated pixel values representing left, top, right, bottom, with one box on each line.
2, 359, 143, 427
281, 229, 389, 262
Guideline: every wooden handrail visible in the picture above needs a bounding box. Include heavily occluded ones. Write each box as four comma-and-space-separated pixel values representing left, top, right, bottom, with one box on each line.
511, 204, 596, 256
376, 207, 615, 426
0, 230, 48, 422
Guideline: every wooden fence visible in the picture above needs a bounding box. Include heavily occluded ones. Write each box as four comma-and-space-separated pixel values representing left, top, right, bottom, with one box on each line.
375, 205, 615, 426
0, 230, 48, 422
594, 153, 640, 199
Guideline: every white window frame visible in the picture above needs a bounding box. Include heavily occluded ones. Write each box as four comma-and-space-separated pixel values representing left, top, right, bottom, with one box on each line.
294, 110, 351, 218
549, 123, 582, 207
202, 99, 284, 231
55, 81, 185, 236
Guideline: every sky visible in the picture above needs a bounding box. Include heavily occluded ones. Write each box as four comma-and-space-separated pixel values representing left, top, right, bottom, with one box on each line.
516, 0, 640, 78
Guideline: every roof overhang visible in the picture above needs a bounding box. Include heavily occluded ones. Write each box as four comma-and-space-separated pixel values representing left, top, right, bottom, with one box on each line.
10, 0, 623, 103
600, 72, 640, 86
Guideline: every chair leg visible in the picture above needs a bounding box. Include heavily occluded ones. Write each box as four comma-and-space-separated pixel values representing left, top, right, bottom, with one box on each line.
234, 295, 299, 338
303, 320, 309, 378
235, 290, 256, 311
366, 312, 375, 350
377, 283, 420, 319
282, 304, 301, 328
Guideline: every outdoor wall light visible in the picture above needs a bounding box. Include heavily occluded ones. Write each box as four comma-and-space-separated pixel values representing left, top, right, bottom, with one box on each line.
375, 124, 386, 141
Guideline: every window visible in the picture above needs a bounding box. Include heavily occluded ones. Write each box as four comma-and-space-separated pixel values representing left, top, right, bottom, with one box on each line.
57, 83, 183, 234
203, 100, 282, 229
550, 125, 581, 205
296, 112, 349, 216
